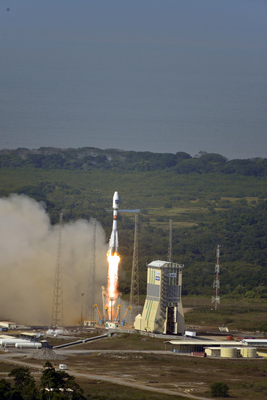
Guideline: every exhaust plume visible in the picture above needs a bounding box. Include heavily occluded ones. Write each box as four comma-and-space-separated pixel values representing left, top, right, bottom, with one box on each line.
0, 194, 108, 326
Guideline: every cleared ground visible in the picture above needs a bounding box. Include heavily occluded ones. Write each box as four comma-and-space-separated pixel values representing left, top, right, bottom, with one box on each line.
2, 333, 267, 399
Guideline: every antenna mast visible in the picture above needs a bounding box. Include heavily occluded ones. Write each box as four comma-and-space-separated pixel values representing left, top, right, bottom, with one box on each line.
51, 212, 64, 327
130, 215, 139, 312
212, 245, 220, 310
167, 219, 173, 262
86, 218, 96, 322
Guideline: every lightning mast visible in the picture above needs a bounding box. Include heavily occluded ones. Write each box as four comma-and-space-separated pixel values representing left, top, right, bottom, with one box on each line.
167, 219, 173, 262
130, 215, 139, 313
51, 212, 64, 327
211, 245, 220, 310
85, 218, 96, 322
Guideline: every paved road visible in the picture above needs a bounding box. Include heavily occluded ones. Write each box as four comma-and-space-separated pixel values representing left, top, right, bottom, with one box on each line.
0, 349, 207, 400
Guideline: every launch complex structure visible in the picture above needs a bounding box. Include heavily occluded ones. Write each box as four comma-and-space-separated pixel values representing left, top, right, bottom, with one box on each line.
84, 191, 132, 328
87, 191, 185, 334
94, 192, 131, 327
51, 192, 184, 333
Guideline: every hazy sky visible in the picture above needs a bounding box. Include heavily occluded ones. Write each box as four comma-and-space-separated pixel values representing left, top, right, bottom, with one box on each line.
1, 0, 267, 159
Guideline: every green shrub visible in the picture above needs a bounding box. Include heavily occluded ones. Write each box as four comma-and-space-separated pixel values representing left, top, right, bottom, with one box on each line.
210, 382, 229, 397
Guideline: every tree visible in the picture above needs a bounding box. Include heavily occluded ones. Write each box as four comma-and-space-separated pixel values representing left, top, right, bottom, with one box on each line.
0, 379, 12, 399
210, 382, 229, 397
40, 361, 86, 399
9, 366, 35, 389
8, 366, 38, 400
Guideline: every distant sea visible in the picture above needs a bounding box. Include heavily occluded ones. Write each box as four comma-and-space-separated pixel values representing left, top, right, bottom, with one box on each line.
1, 41, 267, 160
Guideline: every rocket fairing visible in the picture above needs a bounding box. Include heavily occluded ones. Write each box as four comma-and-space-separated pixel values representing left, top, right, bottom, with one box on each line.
109, 191, 119, 255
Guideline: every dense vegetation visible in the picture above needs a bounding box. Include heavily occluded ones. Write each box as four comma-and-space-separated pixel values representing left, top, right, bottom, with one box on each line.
1, 147, 267, 301
0, 363, 85, 399
1, 147, 267, 176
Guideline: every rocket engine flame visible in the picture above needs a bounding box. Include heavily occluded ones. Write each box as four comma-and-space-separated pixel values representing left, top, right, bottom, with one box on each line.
106, 191, 120, 320
107, 250, 120, 299
106, 250, 120, 319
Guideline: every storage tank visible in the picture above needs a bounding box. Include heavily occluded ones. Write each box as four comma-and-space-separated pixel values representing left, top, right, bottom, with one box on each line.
221, 347, 237, 358
0, 339, 29, 346
241, 347, 256, 358
15, 342, 42, 349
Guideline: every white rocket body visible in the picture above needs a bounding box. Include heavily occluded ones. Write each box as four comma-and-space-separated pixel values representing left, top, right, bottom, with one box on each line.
109, 191, 119, 255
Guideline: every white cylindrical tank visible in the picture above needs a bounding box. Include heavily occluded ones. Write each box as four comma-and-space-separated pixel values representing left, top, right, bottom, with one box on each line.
241, 347, 256, 358
221, 347, 237, 358
0, 339, 29, 346
15, 342, 42, 349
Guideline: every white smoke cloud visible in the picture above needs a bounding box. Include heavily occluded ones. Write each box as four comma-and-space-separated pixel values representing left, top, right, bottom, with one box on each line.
0, 194, 108, 326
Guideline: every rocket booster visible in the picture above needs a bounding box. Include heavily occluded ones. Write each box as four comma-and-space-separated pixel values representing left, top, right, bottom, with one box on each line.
109, 191, 119, 255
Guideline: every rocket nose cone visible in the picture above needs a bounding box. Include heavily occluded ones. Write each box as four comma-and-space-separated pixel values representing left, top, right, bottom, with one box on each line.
113, 191, 119, 209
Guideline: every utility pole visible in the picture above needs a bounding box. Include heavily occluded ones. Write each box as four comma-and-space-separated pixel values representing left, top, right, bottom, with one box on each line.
85, 218, 96, 322
167, 219, 173, 262
130, 215, 139, 316
212, 245, 220, 310
51, 212, 64, 327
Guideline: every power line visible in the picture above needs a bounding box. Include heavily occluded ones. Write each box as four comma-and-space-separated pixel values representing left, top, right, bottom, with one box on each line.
167, 219, 173, 262
212, 245, 220, 310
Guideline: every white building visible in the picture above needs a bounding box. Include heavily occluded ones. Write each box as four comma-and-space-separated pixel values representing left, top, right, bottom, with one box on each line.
0, 321, 16, 329
134, 260, 184, 334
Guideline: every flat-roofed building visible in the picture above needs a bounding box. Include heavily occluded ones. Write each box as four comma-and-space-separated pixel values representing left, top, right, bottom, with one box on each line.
0, 321, 16, 329
167, 340, 257, 358
242, 339, 267, 347
19, 332, 42, 340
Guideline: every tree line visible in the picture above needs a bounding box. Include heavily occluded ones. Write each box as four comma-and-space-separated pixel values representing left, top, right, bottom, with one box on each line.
1, 147, 267, 177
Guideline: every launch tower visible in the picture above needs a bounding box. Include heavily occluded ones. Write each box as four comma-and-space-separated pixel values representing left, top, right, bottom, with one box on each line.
134, 260, 184, 334
51, 212, 64, 327
130, 215, 139, 309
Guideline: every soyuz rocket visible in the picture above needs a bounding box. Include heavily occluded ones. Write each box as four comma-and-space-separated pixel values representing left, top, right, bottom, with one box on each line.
109, 191, 119, 255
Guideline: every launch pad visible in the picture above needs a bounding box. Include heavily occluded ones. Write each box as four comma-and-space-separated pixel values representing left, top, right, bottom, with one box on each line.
85, 192, 185, 335
84, 191, 132, 328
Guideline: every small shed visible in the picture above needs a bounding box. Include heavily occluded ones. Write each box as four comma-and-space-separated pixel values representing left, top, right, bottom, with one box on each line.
0, 321, 16, 329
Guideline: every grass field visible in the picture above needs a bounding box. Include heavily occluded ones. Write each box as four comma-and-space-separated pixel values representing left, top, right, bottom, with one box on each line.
57, 353, 267, 399
182, 296, 267, 332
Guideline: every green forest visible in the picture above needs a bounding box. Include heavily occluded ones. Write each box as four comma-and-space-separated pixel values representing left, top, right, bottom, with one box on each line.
1, 147, 267, 300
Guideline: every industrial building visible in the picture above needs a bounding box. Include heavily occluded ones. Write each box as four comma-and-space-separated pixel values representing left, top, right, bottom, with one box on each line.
134, 260, 184, 334
0, 321, 16, 329
167, 340, 258, 358
0, 333, 49, 348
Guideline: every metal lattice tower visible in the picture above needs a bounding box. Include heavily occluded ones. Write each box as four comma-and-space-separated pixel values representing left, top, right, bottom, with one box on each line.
85, 218, 96, 321
167, 219, 173, 262
51, 212, 64, 327
130, 215, 139, 310
211, 245, 220, 310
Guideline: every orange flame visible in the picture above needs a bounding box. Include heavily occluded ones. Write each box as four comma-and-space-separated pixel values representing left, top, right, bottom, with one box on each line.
106, 250, 120, 321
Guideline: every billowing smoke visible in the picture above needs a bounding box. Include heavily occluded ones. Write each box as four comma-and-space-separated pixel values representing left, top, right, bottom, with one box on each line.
0, 194, 108, 326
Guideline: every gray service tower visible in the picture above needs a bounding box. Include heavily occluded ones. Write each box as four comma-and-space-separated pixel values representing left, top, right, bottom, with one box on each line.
134, 260, 184, 334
